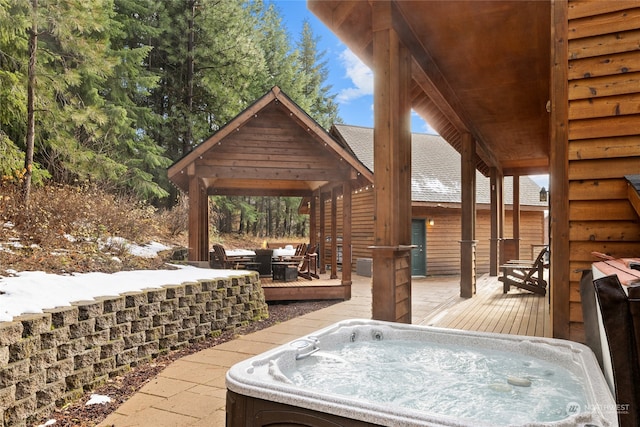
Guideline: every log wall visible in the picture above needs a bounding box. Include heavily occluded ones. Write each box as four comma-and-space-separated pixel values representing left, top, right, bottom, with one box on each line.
565, 1, 640, 342
319, 187, 545, 276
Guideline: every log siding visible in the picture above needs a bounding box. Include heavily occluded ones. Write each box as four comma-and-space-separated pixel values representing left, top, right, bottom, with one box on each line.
318, 186, 544, 277
565, 1, 640, 342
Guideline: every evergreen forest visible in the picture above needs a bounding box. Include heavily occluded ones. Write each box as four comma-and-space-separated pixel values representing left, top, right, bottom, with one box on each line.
0, 0, 341, 238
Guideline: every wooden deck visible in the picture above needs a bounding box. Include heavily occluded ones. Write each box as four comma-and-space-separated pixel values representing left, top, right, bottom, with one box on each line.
427, 274, 551, 338
260, 273, 350, 301
260, 272, 550, 338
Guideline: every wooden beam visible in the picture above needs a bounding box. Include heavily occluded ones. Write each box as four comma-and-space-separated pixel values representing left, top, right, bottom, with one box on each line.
460, 132, 477, 298
194, 165, 347, 181
371, 1, 412, 323
394, 7, 501, 171
207, 187, 313, 197
550, 0, 570, 340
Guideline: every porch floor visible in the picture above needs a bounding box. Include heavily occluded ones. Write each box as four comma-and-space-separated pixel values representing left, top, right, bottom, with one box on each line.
261, 272, 551, 337
424, 273, 551, 337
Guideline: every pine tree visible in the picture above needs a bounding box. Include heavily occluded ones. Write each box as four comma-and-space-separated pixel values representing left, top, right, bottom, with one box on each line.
0, 0, 171, 199
0, 0, 38, 184
295, 20, 339, 129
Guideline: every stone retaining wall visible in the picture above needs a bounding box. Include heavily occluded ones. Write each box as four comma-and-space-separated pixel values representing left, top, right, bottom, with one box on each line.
0, 273, 267, 427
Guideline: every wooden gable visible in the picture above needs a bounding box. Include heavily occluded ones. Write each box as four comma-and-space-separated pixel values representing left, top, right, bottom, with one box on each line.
168, 86, 372, 197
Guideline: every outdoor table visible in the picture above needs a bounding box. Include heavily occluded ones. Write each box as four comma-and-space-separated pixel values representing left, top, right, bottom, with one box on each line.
272, 262, 298, 282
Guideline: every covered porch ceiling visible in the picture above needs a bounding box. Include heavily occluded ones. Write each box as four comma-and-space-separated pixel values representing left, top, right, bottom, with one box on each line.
308, 0, 551, 177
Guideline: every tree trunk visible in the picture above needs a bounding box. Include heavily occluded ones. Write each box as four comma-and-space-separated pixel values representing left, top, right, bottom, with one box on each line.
183, 0, 195, 154
23, 0, 37, 205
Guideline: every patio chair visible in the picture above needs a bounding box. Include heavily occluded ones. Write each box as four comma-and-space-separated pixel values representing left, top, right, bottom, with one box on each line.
499, 247, 548, 296
298, 243, 319, 280
210, 244, 235, 269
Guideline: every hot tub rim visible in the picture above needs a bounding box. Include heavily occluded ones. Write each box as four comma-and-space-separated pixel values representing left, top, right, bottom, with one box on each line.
226, 318, 617, 427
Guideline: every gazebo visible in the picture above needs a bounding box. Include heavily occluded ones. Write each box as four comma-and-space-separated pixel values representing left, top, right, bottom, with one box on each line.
167, 86, 373, 292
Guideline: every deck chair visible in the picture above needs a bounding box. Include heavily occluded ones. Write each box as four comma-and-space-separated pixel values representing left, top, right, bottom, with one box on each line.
210, 244, 235, 269
294, 243, 307, 259
499, 247, 548, 295
298, 243, 319, 280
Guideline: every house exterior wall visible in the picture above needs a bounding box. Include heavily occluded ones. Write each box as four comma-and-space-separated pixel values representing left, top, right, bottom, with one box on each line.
318, 187, 545, 276
563, 1, 640, 342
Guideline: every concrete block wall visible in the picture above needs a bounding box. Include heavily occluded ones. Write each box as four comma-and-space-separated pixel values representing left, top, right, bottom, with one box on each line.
0, 273, 267, 427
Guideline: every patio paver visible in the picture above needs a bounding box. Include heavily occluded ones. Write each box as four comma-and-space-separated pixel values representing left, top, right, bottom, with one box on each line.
98, 273, 548, 426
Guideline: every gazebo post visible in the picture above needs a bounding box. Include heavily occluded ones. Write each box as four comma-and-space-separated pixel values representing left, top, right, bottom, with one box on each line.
188, 168, 209, 262
309, 193, 317, 249
341, 180, 352, 289
330, 187, 338, 279
319, 191, 327, 274
371, 1, 412, 323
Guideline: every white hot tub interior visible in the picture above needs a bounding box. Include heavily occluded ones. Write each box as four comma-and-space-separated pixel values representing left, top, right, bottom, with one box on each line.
226, 319, 618, 427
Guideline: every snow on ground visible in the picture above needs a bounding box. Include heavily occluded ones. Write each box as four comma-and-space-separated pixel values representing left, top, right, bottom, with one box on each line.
0, 265, 249, 322
102, 238, 172, 259
85, 394, 112, 405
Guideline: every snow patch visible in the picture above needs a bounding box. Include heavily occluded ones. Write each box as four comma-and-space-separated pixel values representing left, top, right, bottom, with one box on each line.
85, 394, 112, 405
0, 265, 250, 321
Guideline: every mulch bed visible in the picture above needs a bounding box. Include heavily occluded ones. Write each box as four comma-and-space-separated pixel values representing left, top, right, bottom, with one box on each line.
36, 300, 337, 427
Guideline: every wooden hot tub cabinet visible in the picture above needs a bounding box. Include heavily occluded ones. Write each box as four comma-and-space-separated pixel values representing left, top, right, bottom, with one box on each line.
226, 390, 380, 427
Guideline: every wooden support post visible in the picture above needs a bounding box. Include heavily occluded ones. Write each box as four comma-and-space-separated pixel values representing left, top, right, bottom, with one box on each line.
330, 187, 338, 279
489, 168, 503, 276
371, 1, 412, 323
460, 132, 476, 298
512, 175, 521, 260
188, 168, 208, 261
550, 0, 570, 339
319, 192, 327, 274
342, 181, 352, 291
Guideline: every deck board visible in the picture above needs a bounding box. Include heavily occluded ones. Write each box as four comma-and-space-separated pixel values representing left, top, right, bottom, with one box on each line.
260, 272, 550, 338
260, 273, 350, 301
428, 274, 551, 338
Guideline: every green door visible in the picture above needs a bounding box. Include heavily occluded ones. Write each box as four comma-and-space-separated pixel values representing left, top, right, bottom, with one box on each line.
411, 219, 426, 276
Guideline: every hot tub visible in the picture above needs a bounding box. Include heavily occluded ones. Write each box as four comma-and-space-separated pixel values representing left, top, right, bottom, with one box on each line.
226, 319, 617, 426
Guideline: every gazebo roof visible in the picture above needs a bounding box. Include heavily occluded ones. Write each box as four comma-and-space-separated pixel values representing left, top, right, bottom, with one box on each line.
167, 87, 373, 196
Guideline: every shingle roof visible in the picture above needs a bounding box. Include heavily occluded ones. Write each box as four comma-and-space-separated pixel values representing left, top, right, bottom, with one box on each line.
333, 124, 546, 207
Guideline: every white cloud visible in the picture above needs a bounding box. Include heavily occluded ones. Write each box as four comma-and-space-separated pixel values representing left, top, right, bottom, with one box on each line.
337, 49, 373, 103
411, 110, 439, 135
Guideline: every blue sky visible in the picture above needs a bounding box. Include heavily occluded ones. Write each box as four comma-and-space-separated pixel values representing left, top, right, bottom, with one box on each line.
271, 0, 549, 189
271, 0, 435, 134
